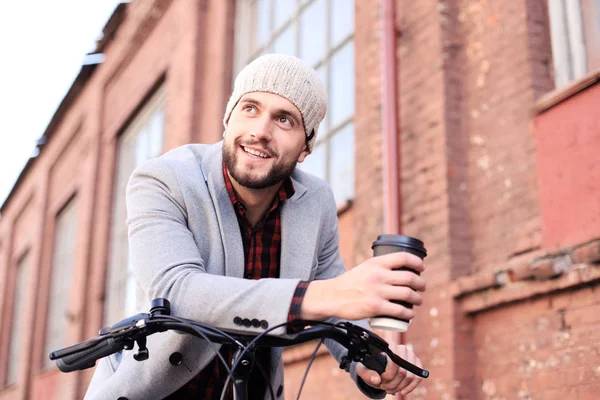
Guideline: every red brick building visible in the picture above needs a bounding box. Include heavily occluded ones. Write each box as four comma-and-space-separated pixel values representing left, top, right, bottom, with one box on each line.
1, 1, 599, 399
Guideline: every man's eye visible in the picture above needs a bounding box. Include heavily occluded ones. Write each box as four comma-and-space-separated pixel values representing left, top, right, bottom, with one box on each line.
279, 116, 291, 126
243, 105, 257, 113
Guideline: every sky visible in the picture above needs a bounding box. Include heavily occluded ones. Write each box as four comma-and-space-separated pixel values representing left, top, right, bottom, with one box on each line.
0, 0, 123, 207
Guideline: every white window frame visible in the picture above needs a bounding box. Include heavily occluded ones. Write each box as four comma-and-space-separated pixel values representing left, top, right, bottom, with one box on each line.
548, 0, 600, 89
5, 251, 30, 386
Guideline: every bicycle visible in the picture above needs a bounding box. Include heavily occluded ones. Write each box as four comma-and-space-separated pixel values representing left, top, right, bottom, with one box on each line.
49, 298, 430, 400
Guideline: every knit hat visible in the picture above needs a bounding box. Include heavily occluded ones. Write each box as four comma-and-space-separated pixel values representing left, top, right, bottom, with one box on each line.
223, 54, 327, 152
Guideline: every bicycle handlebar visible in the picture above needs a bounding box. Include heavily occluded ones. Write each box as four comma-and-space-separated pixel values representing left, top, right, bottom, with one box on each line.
49, 299, 429, 379
55, 336, 129, 372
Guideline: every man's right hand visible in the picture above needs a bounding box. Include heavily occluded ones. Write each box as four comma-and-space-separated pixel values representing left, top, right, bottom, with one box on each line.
300, 252, 426, 321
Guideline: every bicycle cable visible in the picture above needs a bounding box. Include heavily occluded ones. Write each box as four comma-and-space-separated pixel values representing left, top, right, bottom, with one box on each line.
221, 319, 344, 400
295, 336, 326, 400
144, 315, 275, 400
219, 319, 315, 400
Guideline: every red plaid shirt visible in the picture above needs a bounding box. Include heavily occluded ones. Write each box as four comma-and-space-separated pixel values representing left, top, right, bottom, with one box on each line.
163, 164, 309, 400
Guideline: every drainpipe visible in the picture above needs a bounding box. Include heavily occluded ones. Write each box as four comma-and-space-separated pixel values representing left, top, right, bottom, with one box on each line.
381, 0, 400, 234
381, 0, 405, 395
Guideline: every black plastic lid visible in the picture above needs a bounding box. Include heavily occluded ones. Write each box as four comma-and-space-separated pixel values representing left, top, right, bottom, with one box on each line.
371, 234, 427, 255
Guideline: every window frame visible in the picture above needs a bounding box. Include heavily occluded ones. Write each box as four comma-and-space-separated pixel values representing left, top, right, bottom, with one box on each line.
234, 0, 356, 207
104, 85, 166, 326
42, 196, 79, 370
547, 0, 600, 89
4, 250, 31, 387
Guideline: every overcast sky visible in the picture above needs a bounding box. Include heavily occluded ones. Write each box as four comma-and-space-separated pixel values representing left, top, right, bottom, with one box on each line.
0, 1, 123, 207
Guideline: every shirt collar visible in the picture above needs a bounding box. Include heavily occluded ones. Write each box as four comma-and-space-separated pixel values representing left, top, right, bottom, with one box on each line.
222, 162, 296, 217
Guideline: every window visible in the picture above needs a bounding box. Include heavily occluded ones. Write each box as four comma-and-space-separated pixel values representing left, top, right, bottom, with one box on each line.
5, 252, 30, 386
104, 86, 166, 325
235, 0, 355, 206
43, 197, 78, 369
548, 0, 600, 89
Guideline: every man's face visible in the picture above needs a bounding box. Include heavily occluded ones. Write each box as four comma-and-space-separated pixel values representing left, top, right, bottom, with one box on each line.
223, 92, 309, 190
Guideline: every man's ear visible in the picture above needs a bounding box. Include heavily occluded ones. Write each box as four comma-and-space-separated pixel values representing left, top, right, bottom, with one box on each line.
297, 146, 310, 163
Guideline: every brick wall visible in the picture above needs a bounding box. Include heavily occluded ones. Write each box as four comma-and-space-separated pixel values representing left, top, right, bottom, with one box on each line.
473, 286, 600, 399
353, 0, 385, 265
454, 0, 547, 275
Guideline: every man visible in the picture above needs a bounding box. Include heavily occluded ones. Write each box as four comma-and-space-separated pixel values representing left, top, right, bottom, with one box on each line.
84, 54, 426, 399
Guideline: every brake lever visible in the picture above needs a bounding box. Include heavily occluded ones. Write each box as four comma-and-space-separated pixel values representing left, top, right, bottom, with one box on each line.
99, 313, 152, 335
338, 322, 430, 378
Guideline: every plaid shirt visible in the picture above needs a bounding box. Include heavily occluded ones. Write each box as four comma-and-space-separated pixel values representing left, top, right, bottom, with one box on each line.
163, 164, 309, 400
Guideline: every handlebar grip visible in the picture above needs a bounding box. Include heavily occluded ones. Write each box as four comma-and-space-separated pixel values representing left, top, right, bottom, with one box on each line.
55, 337, 125, 372
362, 353, 388, 375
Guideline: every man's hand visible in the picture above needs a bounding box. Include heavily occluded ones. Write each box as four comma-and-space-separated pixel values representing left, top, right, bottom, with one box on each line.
356, 345, 423, 396
301, 252, 426, 321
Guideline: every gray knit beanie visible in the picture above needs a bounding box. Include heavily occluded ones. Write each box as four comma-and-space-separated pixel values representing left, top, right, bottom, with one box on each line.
223, 53, 327, 152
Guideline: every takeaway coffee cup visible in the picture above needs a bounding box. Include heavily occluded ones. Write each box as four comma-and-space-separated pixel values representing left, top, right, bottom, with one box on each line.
370, 234, 427, 332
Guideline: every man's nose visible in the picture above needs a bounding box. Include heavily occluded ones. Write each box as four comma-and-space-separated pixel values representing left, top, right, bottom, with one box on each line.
249, 114, 273, 141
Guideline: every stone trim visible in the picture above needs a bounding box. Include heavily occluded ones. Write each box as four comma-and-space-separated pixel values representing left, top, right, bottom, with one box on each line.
451, 239, 600, 314
533, 69, 600, 115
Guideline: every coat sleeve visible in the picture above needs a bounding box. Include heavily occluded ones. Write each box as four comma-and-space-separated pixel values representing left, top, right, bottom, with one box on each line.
312, 185, 387, 399
125, 157, 301, 336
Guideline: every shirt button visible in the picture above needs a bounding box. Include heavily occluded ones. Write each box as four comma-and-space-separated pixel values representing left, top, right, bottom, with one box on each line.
234, 317, 242, 325
251, 319, 260, 328
260, 320, 269, 329
242, 318, 252, 327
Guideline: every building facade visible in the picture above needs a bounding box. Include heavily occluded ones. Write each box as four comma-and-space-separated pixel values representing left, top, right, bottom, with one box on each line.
1, 0, 599, 399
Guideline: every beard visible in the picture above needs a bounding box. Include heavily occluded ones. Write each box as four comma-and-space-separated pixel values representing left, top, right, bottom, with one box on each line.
222, 137, 300, 190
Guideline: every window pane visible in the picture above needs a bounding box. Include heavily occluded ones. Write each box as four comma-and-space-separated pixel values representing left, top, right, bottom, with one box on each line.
149, 109, 165, 158
274, 0, 296, 29
6, 253, 30, 386
297, 143, 326, 181
106, 88, 165, 325
273, 24, 297, 56
547, 0, 587, 88
256, 0, 271, 48
44, 198, 78, 369
564, 0, 587, 79
582, 0, 600, 72
315, 64, 328, 130
135, 128, 150, 167
330, 42, 355, 127
331, 0, 354, 46
329, 123, 354, 205
299, 0, 326, 66
259, 45, 273, 57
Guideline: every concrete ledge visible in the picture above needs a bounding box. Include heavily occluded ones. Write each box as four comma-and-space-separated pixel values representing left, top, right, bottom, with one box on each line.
451, 238, 600, 314
459, 264, 600, 314
533, 70, 600, 115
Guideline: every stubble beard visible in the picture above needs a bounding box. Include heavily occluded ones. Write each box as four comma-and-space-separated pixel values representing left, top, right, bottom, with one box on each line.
222, 138, 299, 190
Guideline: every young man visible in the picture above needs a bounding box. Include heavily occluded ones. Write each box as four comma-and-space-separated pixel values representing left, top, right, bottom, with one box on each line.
84, 54, 426, 399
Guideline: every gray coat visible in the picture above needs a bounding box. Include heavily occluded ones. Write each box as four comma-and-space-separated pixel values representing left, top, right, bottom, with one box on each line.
84, 142, 384, 399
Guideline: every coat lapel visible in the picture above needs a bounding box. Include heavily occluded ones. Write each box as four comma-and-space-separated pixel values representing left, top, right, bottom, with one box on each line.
279, 176, 321, 280
201, 142, 245, 278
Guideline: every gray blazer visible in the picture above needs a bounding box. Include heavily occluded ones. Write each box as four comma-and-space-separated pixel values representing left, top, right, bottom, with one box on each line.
84, 142, 384, 399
